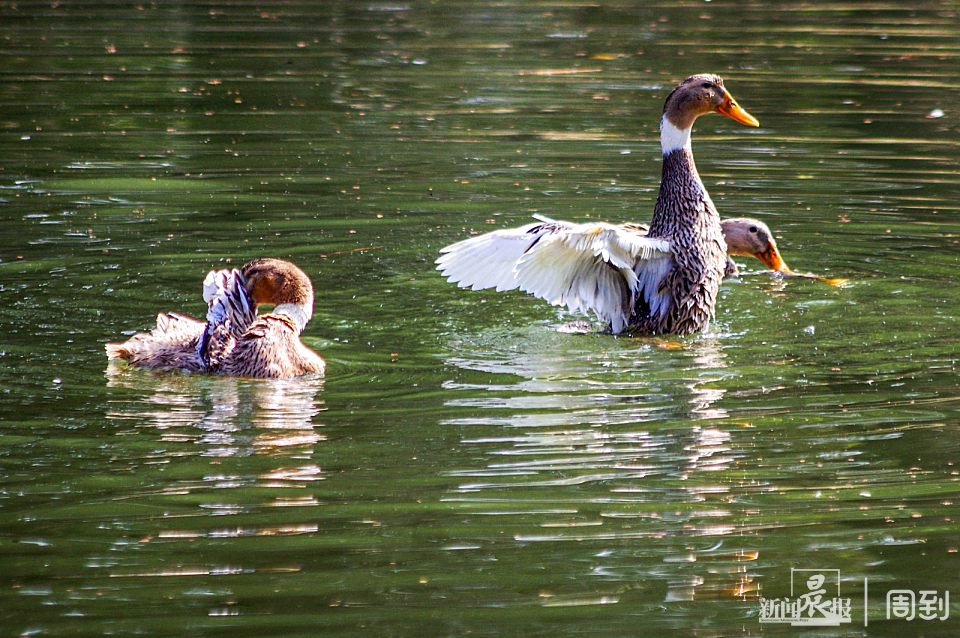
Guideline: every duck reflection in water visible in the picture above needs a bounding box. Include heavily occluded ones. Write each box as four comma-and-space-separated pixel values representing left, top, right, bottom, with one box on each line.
444, 329, 731, 425
443, 333, 752, 601
105, 364, 326, 458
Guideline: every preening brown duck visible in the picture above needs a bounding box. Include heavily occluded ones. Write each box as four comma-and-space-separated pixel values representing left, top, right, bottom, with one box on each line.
106, 258, 325, 378
437, 73, 768, 335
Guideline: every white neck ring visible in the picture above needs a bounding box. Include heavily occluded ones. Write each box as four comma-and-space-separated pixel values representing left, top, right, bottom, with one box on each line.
273, 302, 312, 333
660, 115, 691, 155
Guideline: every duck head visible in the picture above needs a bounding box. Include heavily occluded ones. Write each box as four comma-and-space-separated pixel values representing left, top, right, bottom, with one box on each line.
721, 218, 788, 272
661, 74, 759, 155
241, 258, 315, 331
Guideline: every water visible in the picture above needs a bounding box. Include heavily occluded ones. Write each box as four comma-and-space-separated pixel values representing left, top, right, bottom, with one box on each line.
1, 1, 959, 635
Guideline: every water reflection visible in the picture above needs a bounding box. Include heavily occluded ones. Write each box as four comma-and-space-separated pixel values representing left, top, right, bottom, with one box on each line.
438, 330, 763, 605
3, 0, 959, 633
440, 328, 743, 497
444, 328, 731, 425
104, 363, 326, 457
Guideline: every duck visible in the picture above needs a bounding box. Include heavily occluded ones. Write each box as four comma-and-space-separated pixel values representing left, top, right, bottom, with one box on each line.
619, 216, 787, 278
721, 217, 786, 276
106, 258, 325, 378
437, 214, 788, 332
436, 73, 762, 335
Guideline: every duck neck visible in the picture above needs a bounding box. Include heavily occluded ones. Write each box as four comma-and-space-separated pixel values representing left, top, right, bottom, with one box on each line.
273, 301, 312, 333
649, 144, 712, 237
640, 115, 727, 334
659, 115, 691, 155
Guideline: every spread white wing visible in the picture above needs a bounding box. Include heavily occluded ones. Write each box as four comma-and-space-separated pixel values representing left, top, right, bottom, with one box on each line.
436, 216, 672, 333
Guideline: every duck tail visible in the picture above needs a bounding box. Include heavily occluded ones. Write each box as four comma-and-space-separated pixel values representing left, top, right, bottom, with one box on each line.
105, 342, 130, 360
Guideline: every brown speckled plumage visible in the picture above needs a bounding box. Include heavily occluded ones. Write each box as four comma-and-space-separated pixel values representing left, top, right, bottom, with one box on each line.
105, 312, 206, 372
633, 147, 728, 334
106, 258, 325, 379
211, 315, 324, 378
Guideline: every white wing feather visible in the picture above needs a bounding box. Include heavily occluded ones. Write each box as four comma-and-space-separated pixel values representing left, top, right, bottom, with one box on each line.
197, 268, 256, 364
437, 217, 672, 333
436, 221, 556, 292
202, 268, 254, 332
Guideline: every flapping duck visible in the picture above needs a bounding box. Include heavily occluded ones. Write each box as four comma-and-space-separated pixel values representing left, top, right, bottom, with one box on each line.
438, 74, 765, 334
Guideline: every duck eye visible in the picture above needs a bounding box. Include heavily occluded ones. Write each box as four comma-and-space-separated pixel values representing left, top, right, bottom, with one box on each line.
749, 225, 758, 233
701, 82, 712, 89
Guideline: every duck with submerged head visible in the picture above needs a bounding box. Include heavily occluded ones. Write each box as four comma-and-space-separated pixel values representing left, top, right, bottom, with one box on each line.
625, 216, 788, 277
437, 73, 766, 335
721, 217, 786, 276
106, 258, 325, 378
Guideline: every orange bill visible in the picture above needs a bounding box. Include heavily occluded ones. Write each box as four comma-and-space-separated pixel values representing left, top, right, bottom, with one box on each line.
717, 89, 760, 127
751, 238, 850, 287
755, 240, 787, 272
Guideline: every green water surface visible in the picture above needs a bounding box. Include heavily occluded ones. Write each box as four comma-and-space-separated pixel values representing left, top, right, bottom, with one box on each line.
1, 1, 958, 636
